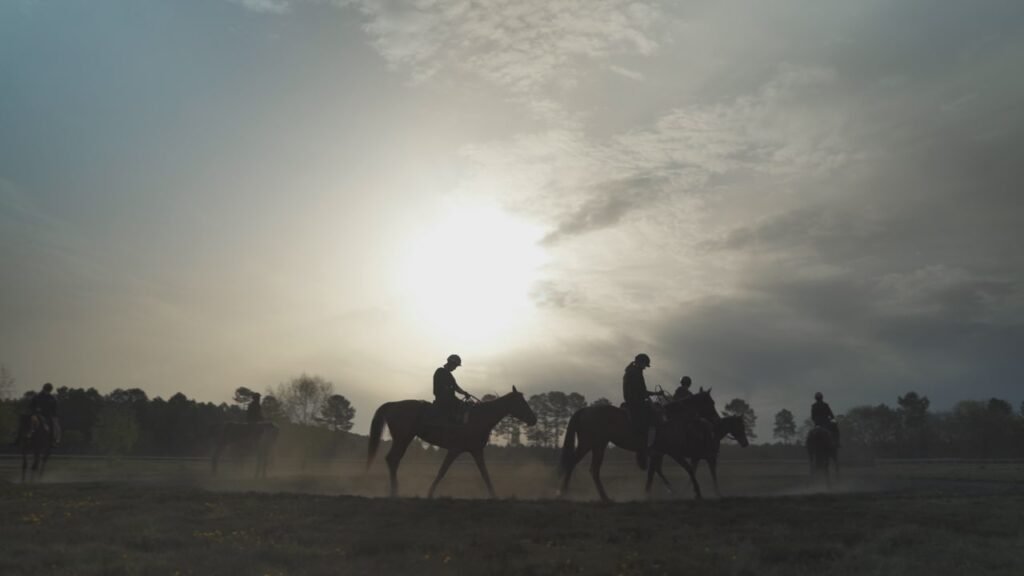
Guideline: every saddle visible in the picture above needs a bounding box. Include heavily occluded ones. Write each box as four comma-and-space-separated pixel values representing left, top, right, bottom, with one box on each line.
425, 401, 470, 428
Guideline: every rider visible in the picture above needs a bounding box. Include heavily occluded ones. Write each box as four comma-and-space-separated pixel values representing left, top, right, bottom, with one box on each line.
623, 353, 660, 470
434, 354, 473, 424
673, 376, 693, 400
30, 382, 60, 444
811, 392, 840, 447
246, 392, 263, 424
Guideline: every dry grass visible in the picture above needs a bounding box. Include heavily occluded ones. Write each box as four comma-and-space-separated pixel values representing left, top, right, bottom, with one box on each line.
2, 459, 1023, 575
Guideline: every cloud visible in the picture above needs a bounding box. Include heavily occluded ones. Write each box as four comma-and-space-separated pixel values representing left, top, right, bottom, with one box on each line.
353, 0, 662, 96
226, 0, 292, 13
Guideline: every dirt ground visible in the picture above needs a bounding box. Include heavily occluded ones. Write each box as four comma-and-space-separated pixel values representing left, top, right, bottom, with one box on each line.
2, 457, 1023, 575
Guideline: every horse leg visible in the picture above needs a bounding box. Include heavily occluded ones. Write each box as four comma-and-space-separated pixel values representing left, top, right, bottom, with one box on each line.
428, 450, 460, 498
670, 454, 702, 500
470, 450, 497, 499
211, 440, 225, 476
708, 457, 721, 497
21, 450, 27, 483
559, 440, 591, 498
589, 443, 611, 503
385, 436, 413, 497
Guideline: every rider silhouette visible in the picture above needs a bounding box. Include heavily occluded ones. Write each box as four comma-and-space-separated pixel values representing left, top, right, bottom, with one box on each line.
433, 354, 472, 424
246, 392, 263, 424
623, 353, 659, 470
29, 382, 60, 444
673, 376, 693, 400
811, 392, 840, 447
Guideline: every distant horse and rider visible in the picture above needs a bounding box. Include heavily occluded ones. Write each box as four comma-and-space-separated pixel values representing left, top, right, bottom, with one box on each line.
366, 355, 537, 498
211, 392, 279, 478
16, 382, 60, 483
806, 392, 840, 486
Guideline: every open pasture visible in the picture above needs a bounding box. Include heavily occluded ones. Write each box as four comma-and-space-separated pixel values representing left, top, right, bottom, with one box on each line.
2, 457, 1023, 575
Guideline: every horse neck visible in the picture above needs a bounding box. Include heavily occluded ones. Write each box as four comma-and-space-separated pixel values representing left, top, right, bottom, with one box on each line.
473, 394, 516, 430
717, 417, 739, 441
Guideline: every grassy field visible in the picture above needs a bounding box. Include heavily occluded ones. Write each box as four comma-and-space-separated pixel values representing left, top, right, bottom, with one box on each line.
2, 459, 1023, 575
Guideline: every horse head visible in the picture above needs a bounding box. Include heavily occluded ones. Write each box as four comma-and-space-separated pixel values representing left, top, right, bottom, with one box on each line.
689, 388, 719, 422
725, 415, 749, 447
508, 386, 537, 426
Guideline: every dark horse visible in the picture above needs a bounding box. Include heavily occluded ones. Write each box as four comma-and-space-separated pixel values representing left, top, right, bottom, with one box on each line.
806, 426, 839, 487
366, 387, 537, 498
18, 415, 55, 483
211, 421, 279, 478
559, 389, 720, 502
646, 414, 749, 497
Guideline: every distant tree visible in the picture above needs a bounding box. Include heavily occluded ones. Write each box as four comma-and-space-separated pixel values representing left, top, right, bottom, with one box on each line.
261, 395, 287, 423
723, 398, 757, 439
897, 392, 930, 427
93, 403, 139, 456
897, 391, 931, 456
838, 404, 900, 455
0, 363, 14, 399
271, 374, 334, 425
526, 394, 553, 447
319, 394, 356, 432
772, 409, 797, 444
494, 414, 523, 446
233, 387, 257, 405
591, 397, 612, 407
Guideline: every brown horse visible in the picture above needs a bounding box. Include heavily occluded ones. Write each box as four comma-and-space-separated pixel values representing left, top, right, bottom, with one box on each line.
211, 421, 279, 478
646, 414, 749, 497
366, 387, 537, 498
559, 389, 720, 502
806, 426, 839, 487
19, 415, 55, 483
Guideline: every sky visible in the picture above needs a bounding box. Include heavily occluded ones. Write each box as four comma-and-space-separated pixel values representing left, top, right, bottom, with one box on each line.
2, 0, 1023, 438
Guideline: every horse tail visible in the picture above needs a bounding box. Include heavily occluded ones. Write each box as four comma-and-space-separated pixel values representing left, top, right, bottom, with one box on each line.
560, 408, 582, 474
366, 403, 389, 471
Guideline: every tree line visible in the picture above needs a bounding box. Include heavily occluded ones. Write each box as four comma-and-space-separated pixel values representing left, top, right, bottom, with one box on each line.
770, 391, 1024, 459
0, 372, 357, 458
2, 358, 1022, 460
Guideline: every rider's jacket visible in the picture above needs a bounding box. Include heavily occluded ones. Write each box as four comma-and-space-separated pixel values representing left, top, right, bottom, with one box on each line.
433, 367, 459, 404
30, 392, 58, 420
622, 363, 649, 405
811, 401, 835, 427
673, 388, 693, 401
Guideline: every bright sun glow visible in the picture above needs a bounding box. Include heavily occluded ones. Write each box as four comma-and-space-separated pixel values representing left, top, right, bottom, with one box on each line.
398, 202, 548, 348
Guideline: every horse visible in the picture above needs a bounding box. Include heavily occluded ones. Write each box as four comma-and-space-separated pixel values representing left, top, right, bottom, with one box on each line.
19, 415, 55, 483
646, 414, 749, 497
806, 426, 839, 487
559, 388, 720, 502
366, 387, 537, 498
211, 421, 279, 478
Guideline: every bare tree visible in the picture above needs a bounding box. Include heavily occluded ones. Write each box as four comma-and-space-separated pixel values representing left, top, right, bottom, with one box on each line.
269, 374, 334, 425
0, 363, 14, 400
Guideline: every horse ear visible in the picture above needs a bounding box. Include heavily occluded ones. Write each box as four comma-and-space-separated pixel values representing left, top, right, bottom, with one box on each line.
512, 385, 518, 393
707, 387, 712, 394
699, 387, 704, 393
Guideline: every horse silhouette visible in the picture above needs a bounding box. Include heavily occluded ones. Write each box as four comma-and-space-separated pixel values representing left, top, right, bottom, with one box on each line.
366, 387, 536, 498
559, 389, 720, 502
18, 415, 54, 483
211, 421, 279, 478
646, 414, 749, 497
806, 426, 839, 487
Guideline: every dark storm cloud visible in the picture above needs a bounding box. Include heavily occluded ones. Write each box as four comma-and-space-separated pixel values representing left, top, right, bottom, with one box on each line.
540, 176, 669, 246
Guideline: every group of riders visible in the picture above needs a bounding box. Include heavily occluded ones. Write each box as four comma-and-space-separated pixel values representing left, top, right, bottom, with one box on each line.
428, 352, 842, 469
16, 355, 842, 461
